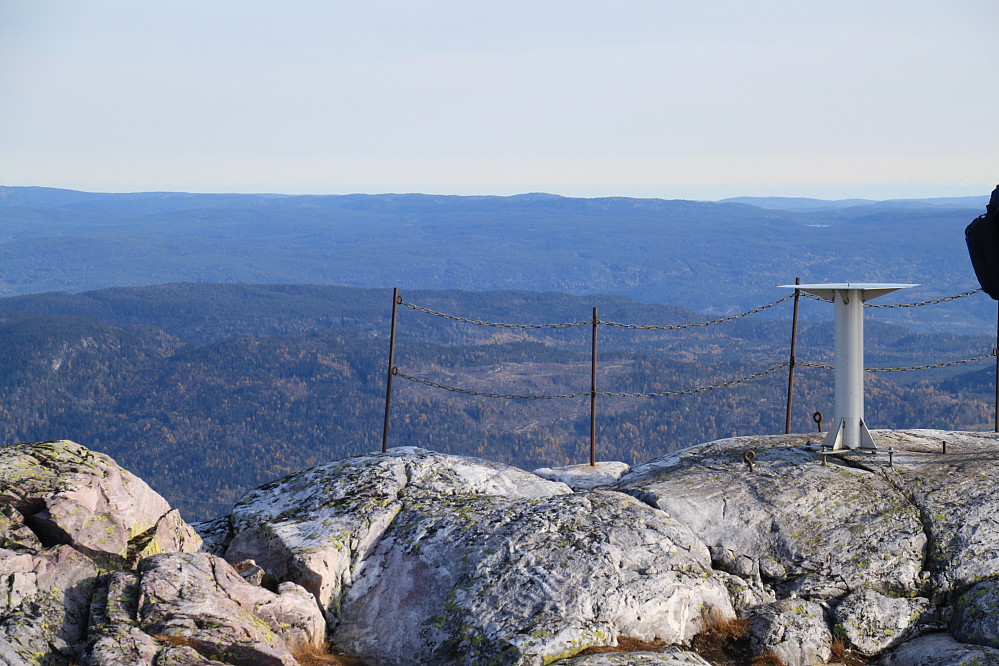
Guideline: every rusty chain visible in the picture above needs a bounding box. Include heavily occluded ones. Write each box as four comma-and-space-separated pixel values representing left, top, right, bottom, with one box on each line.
866, 351, 996, 372
395, 288, 992, 401
596, 362, 790, 397
400, 294, 794, 330
394, 361, 789, 400
866, 288, 983, 308
803, 288, 983, 308
392, 369, 590, 399
799, 351, 996, 373
798, 360, 834, 369
599, 295, 795, 329
398, 300, 590, 328
402, 288, 981, 329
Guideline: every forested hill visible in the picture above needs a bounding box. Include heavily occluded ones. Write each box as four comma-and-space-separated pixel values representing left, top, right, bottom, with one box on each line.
0, 283, 994, 521
0, 186, 991, 332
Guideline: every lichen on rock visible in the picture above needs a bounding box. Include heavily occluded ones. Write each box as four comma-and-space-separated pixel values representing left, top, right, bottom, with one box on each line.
748, 598, 831, 666
616, 434, 926, 599
223, 446, 572, 625
0, 439, 200, 567
833, 587, 934, 656
333, 489, 733, 665
6, 432, 999, 665
950, 577, 999, 649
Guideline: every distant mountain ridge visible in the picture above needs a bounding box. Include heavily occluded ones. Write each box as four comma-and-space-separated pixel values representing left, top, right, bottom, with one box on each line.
0, 186, 991, 332
721, 194, 988, 211
3, 185, 986, 211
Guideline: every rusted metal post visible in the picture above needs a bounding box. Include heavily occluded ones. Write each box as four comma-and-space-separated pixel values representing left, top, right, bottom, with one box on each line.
785, 277, 801, 434
382, 288, 400, 453
590, 306, 598, 467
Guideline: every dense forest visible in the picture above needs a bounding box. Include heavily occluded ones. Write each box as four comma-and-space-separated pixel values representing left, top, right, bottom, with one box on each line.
0, 283, 993, 521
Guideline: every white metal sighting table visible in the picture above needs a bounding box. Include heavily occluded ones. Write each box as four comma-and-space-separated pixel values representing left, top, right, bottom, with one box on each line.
778, 282, 918, 451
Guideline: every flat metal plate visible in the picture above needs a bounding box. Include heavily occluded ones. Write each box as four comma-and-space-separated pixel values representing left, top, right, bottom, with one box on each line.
778, 283, 920, 302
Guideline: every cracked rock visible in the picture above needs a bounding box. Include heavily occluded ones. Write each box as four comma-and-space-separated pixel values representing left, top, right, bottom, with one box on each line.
561, 647, 713, 664
86, 552, 326, 665
951, 578, 999, 649
0, 439, 201, 567
834, 587, 934, 656
223, 446, 573, 625
879, 632, 999, 665
615, 434, 926, 599
748, 598, 831, 666
0, 544, 98, 665
333, 489, 733, 665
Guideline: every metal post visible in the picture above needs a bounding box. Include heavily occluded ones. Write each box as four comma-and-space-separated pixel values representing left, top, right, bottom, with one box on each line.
382, 288, 400, 453
785, 277, 801, 434
778, 283, 915, 451
590, 306, 598, 467
994, 301, 998, 433
832, 288, 866, 449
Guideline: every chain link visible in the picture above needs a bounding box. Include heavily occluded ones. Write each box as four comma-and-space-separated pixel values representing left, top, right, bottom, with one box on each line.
798, 351, 996, 373
599, 295, 795, 330
867, 288, 983, 308
596, 362, 790, 397
403, 288, 981, 329
401, 294, 794, 330
398, 300, 590, 328
803, 288, 982, 308
395, 288, 991, 401
393, 370, 591, 399
395, 362, 790, 400
866, 351, 996, 372
798, 360, 834, 369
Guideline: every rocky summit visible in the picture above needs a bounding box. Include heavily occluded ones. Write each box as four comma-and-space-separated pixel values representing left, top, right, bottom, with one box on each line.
2, 432, 999, 665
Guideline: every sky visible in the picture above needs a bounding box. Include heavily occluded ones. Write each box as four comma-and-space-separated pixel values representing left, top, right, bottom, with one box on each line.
1, 0, 997, 200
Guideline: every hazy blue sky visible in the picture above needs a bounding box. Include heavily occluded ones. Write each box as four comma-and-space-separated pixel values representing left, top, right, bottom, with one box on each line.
2, 0, 996, 200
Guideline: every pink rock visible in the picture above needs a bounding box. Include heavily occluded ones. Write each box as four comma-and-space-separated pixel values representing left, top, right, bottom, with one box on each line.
136, 552, 325, 663
0, 440, 201, 565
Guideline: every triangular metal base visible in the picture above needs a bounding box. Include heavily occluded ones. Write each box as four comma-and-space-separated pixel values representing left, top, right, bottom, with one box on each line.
823, 418, 877, 451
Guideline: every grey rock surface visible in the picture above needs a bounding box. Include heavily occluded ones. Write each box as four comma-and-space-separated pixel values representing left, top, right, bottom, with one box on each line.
616, 433, 927, 599
875, 430, 999, 593
748, 598, 831, 666
224, 446, 572, 624
0, 505, 42, 551
834, 587, 934, 656
7, 433, 999, 665
561, 647, 712, 664
534, 461, 632, 490
334, 489, 733, 665
879, 632, 999, 665
152, 645, 220, 665
193, 515, 233, 556
84, 570, 161, 666
0, 440, 282, 665
950, 578, 999, 648
0, 637, 32, 666
132, 508, 204, 562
